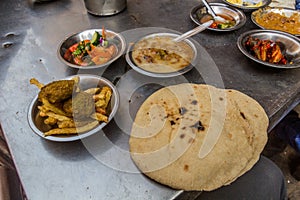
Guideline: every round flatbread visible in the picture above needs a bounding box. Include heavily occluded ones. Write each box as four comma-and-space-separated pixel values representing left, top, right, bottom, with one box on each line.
129, 83, 268, 191
223, 89, 269, 184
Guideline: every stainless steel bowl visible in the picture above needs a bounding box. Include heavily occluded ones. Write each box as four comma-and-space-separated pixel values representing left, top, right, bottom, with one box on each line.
57, 29, 126, 69
237, 29, 300, 69
125, 33, 197, 78
222, 0, 271, 11
190, 3, 246, 32
28, 74, 120, 142
251, 7, 300, 37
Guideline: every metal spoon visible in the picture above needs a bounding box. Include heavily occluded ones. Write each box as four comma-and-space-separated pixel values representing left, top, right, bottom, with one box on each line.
201, 0, 227, 23
173, 20, 213, 42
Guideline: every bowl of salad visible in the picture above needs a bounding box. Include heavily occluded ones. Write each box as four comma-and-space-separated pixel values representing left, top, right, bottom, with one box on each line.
190, 3, 246, 32
58, 28, 126, 69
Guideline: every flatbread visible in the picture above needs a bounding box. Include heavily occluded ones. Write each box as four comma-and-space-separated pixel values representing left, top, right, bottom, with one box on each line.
131, 35, 194, 73
129, 83, 268, 191
223, 89, 269, 184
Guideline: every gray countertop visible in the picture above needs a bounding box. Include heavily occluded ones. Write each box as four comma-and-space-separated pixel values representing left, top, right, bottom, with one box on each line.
0, 0, 299, 199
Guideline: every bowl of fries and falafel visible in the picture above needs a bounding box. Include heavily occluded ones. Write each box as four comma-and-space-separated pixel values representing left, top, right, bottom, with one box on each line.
28, 74, 119, 142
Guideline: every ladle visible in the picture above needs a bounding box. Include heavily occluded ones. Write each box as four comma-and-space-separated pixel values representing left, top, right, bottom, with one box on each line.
201, 0, 227, 23
173, 20, 213, 42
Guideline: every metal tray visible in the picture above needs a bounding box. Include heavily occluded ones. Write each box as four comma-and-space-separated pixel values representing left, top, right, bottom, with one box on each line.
251, 7, 300, 36
237, 29, 300, 69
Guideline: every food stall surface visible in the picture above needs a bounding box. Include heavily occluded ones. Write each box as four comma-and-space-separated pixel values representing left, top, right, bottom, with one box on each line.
0, 0, 299, 199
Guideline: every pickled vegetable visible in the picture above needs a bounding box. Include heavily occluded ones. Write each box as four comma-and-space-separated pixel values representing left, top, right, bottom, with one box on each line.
245, 36, 288, 64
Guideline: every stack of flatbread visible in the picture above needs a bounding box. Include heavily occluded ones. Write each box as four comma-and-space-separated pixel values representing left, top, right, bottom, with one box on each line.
129, 83, 268, 191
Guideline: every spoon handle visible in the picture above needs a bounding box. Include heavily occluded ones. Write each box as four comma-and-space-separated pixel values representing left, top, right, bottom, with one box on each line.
201, 0, 217, 18
173, 20, 213, 42
201, 0, 227, 23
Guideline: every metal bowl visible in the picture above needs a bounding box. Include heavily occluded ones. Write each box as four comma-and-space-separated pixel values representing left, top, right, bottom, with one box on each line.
57, 29, 126, 69
237, 29, 300, 69
222, 0, 271, 11
28, 74, 120, 142
125, 33, 197, 78
251, 7, 300, 36
190, 3, 246, 32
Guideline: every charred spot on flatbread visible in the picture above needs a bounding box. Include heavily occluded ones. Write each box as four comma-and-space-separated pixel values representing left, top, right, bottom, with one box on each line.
240, 112, 246, 119
190, 121, 205, 131
179, 107, 188, 115
191, 100, 198, 105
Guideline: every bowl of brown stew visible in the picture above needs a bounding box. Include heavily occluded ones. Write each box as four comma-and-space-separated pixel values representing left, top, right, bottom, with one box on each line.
125, 33, 198, 78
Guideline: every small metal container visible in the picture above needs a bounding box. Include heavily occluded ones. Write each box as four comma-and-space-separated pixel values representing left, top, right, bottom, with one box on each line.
84, 0, 127, 16
237, 29, 300, 69
190, 3, 246, 32
222, 0, 271, 11
57, 28, 126, 69
28, 74, 120, 142
251, 7, 300, 36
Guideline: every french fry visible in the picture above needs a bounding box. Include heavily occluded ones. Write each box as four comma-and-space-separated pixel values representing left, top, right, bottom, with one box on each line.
38, 110, 47, 117
41, 98, 70, 117
44, 121, 99, 136
57, 119, 97, 128
84, 87, 101, 94
103, 88, 112, 109
94, 86, 112, 109
43, 111, 72, 121
94, 86, 111, 100
38, 105, 70, 121
95, 99, 106, 108
57, 120, 75, 128
91, 112, 108, 123
96, 107, 107, 115
38, 106, 48, 114
30, 78, 44, 89
44, 117, 57, 125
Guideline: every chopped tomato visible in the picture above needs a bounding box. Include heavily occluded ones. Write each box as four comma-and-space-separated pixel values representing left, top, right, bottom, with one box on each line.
210, 23, 218, 29
68, 43, 78, 52
73, 56, 83, 65
74, 57, 90, 66
106, 45, 116, 55
63, 50, 72, 62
